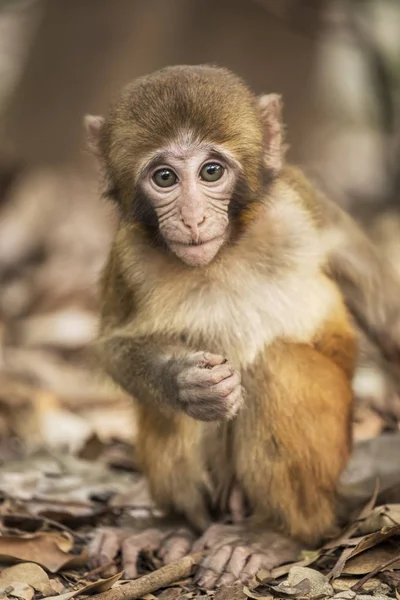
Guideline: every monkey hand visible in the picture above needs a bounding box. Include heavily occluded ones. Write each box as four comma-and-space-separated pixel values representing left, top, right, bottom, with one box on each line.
193, 524, 300, 589
165, 351, 244, 421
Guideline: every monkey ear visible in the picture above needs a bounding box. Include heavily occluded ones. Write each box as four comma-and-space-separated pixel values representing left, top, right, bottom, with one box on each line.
258, 94, 287, 176
84, 114, 105, 157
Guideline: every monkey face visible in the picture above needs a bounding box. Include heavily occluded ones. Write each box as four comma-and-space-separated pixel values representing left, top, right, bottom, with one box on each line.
137, 137, 240, 267
85, 65, 287, 267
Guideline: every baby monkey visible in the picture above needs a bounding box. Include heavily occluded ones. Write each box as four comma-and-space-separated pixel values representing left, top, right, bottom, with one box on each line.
86, 65, 400, 587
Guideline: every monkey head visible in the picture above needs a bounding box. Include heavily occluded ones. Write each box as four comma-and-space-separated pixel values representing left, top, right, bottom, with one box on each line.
85, 65, 286, 267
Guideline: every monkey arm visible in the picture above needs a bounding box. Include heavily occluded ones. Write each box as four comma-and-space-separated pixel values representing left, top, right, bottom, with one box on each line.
96, 332, 192, 406
285, 165, 400, 361
96, 332, 243, 421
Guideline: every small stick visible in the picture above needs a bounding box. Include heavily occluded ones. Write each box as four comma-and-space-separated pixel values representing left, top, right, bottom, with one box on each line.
90, 552, 203, 600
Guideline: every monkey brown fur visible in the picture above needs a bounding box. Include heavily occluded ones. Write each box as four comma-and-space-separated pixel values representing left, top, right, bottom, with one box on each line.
85, 64, 398, 587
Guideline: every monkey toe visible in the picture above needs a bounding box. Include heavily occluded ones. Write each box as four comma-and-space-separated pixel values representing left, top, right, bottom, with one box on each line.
121, 528, 166, 579
240, 552, 267, 582
194, 530, 300, 589
195, 545, 233, 589
88, 527, 126, 568
158, 527, 195, 564
89, 527, 184, 580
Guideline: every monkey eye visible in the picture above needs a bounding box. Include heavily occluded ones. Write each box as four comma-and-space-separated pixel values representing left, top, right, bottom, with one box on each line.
200, 163, 224, 182
153, 168, 178, 188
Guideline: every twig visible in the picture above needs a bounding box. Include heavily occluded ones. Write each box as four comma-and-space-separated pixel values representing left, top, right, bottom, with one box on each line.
351, 553, 400, 592
90, 552, 203, 600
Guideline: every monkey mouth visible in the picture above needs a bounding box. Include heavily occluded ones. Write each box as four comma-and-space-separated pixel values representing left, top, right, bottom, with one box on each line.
169, 236, 224, 266
178, 237, 221, 247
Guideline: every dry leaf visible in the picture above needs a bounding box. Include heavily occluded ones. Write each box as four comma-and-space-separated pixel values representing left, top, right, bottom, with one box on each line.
266, 551, 320, 580
0, 532, 87, 572
158, 589, 182, 600
0, 562, 54, 594
330, 524, 400, 580
380, 570, 400, 588
349, 524, 400, 557
4, 582, 34, 600
214, 582, 247, 600
333, 576, 390, 595
343, 544, 400, 575
243, 585, 273, 599
267, 578, 311, 598
358, 504, 400, 534
45, 571, 123, 600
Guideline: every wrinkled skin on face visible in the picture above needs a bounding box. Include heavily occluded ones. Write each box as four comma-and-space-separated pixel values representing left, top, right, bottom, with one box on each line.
138, 138, 240, 266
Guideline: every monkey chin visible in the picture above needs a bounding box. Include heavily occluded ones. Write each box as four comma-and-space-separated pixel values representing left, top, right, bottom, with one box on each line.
169, 237, 225, 267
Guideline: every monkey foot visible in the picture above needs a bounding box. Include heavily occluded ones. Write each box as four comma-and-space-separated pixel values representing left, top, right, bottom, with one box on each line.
193, 524, 300, 589
88, 525, 196, 579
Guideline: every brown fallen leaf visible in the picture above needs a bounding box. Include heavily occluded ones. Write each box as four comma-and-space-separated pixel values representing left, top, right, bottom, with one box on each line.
243, 585, 273, 599
0, 532, 87, 572
358, 504, 400, 534
45, 572, 123, 600
2, 581, 34, 600
343, 544, 400, 575
333, 576, 390, 594
329, 524, 400, 580
157, 589, 183, 600
380, 570, 400, 588
0, 562, 55, 595
266, 578, 311, 598
349, 524, 400, 558
214, 582, 247, 600
260, 551, 320, 581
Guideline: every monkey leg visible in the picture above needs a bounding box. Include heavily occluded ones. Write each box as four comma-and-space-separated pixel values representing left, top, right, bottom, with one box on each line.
134, 405, 215, 531
237, 339, 353, 543
196, 336, 353, 588
89, 407, 212, 578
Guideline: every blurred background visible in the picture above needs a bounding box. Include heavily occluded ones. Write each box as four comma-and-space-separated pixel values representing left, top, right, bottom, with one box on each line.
0, 0, 399, 475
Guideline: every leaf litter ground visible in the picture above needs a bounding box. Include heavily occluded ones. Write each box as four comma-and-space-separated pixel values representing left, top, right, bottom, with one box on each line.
1, 432, 400, 600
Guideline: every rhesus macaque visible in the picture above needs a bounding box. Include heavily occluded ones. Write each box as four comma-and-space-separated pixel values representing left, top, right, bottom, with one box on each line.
85, 65, 400, 587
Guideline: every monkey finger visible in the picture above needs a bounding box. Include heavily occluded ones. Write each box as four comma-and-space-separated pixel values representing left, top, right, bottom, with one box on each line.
202, 352, 227, 367
201, 371, 241, 401
224, 385, 245, 416
185, 363, 235, 387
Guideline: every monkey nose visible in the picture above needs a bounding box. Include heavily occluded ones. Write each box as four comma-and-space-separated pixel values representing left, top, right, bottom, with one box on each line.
181, 216, 206, 242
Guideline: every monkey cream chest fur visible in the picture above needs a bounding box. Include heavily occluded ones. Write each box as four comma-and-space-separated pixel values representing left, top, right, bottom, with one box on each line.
118, 197, 336, 369
122, 253, 336, 370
